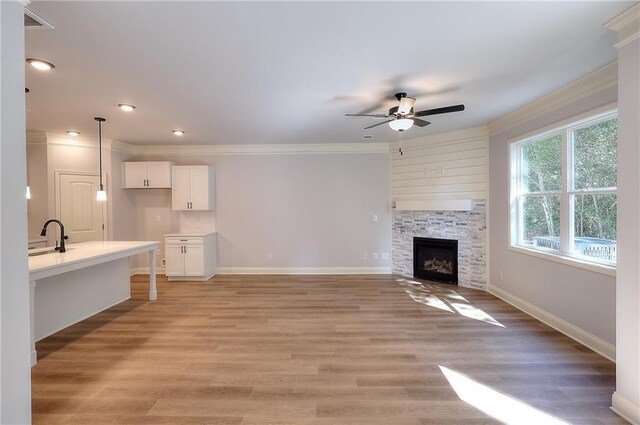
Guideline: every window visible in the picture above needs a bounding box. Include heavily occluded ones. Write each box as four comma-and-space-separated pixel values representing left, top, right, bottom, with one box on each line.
510, 110, 617, 267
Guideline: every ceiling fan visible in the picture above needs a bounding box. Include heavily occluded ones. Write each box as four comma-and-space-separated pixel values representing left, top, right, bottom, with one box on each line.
346, 92, 465, 132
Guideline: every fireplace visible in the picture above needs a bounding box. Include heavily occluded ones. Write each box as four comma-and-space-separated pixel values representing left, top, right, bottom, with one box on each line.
413, 237, 458, 285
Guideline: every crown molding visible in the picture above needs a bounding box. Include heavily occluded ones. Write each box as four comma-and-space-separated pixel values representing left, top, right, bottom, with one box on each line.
605, 3, 640, 49
488, 61, 618, 137
43, 132, 103, 149
131, 142, 389, 156
25, 133, 389, 156
110, 140, 136, 155
388, 125, 489, 152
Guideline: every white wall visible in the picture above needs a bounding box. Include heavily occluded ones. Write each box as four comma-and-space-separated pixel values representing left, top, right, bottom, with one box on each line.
390, 126, 489, 202
108, 149, 136, 242
489, 80, 618, 351
26, 141, 48, 239
0, 1, 33, 423
129, 152, 391, 272
608, 4, 640, 420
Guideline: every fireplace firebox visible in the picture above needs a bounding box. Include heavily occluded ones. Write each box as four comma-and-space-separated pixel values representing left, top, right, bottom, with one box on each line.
413, 237, 458, 285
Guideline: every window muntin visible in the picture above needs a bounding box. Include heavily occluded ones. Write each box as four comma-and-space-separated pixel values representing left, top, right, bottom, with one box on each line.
511, 111, 617, 266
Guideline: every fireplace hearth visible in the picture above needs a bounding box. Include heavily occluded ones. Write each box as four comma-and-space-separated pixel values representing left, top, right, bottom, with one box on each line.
413, 237, 458, 285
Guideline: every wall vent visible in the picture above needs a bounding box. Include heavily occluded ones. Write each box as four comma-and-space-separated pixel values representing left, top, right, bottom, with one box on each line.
24, 8, 54, 29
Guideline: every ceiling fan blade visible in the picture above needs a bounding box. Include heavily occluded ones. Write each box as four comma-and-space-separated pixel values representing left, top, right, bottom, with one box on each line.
398, 97, 416, 115
345, 113, 389, 118
364, 119, 393, 129
414, 104, 465, 117
412, 118, 431, 127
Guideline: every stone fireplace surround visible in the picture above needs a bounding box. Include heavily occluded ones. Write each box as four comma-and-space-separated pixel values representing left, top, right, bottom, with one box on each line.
392, 199, 487, 290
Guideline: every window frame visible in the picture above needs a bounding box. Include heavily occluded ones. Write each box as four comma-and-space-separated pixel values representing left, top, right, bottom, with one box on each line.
508, 104, 618, 276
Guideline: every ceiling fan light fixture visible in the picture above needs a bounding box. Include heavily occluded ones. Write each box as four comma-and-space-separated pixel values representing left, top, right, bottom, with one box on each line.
67, 131, 80, 136
398, 97, 416, 115
172, 130, 185, 136
389, 118, 414, 132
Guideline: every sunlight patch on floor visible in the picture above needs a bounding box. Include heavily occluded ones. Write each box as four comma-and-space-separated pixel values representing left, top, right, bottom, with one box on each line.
396, 278, 504, 327
450, 302, 505, 328
440, 366, 570, 425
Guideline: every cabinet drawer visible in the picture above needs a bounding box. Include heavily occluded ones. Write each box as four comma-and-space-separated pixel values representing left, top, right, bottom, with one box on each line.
165, 237, 203, 246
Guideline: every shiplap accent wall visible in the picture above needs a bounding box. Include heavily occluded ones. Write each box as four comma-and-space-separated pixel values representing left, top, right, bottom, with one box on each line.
390, 126, 489, 203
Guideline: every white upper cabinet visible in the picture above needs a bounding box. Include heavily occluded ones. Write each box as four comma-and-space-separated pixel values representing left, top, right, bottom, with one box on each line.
123, 161, 172, 188
171, 165, 215, 211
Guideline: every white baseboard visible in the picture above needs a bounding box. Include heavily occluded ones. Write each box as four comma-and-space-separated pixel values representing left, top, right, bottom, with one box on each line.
488, 283, 616, 362
612, 391, 640, 425
130, 267, 166, 276
216, 267, 392, 275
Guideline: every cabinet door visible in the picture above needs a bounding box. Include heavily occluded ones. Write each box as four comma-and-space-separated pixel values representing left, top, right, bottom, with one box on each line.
123, 162, 147, 188
183, 244, 204, 276
146, 162, 172, 188
165, 244, 185, 276
189, 166, 210, 210
171, 166, 191, 211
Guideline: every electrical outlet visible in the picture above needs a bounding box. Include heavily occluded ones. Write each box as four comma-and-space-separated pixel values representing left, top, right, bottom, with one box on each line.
373, 253, 378, 260
161, 259, 166, 267
373, 215, 378, 222
381, 253, 389, 260
499, 270, 504, 280
267, 253, 273, 261
156, 215, 161, 223
363, 253, 368, 260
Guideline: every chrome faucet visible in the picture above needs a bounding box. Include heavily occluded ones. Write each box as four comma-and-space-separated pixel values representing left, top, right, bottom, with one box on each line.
40, 219, 68, 253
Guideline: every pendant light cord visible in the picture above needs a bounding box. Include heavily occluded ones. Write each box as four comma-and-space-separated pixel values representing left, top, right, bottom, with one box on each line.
94, 117, 106, 191
98, 120, 103, 190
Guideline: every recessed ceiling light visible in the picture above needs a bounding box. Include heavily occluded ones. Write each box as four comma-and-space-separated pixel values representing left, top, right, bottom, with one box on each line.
26, 58, 55, 71
118, 103, 136, 112
172, 130, 185, 136
67, 131, 80, 136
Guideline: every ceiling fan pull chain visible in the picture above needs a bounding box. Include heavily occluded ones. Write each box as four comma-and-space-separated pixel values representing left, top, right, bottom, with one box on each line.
399, 132, 404, 156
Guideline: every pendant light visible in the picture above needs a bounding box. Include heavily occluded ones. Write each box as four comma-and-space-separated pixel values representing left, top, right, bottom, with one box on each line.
95, 117, 107, 201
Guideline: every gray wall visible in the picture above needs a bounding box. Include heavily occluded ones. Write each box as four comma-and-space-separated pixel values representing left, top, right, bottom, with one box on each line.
129, 152, 391, 271
489, 85, 618, 346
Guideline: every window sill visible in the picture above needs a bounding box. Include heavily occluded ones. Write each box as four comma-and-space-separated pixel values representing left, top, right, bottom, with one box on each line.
508, 245, 616, 277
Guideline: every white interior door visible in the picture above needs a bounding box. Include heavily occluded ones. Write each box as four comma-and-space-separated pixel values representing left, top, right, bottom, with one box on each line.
59, 173, 105, 243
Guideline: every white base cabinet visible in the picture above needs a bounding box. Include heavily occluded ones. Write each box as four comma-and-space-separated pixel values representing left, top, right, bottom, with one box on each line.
164, 233, 216, 281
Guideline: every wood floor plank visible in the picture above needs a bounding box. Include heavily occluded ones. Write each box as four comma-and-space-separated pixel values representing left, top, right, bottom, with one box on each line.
31, 274, 626, 424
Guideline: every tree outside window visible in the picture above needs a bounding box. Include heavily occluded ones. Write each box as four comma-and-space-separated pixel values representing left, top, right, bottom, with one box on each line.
510, 110, 617, 265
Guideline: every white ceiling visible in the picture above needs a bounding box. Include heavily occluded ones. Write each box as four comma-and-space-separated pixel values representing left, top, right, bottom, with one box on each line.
25, 1, 631, 145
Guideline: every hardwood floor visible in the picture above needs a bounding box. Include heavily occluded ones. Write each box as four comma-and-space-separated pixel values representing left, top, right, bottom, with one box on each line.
32, 275, 626, 424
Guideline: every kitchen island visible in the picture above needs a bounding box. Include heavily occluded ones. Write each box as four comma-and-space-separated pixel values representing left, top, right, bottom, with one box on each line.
28, 240, 160, 365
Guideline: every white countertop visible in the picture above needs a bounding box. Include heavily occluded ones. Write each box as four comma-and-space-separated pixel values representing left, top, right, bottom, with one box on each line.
29, 240, 160, 280
164, 232, 216, 237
